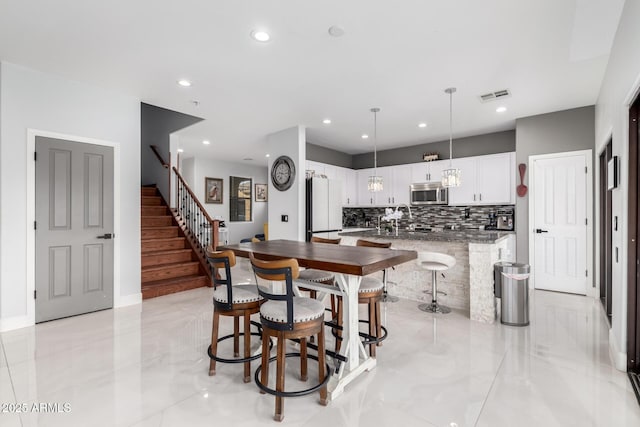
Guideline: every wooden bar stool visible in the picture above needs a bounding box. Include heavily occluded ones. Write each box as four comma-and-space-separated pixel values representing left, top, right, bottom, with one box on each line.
298, 236, 341, 300
416, 251, 456, 314
207, 249, 266, 383
249, 253, 330, 422
334, 239, 390, 357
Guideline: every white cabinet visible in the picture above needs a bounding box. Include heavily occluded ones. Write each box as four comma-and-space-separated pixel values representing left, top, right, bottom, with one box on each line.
334, 166, 358, 206
448, 153, 515, 205
306, 161, 358, 206
308, 152, 514, 208
356, 165, 411, 206
410, 159, 449, 183
476, 153, 515, 204
357, 169, 376, 206
391, 164, 411, 205
447, 157, 478, 205
344, 168, 357, 206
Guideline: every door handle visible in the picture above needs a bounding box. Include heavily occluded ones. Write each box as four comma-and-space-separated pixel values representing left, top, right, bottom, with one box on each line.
535, 229, 548, 234
97, 233, 113, 239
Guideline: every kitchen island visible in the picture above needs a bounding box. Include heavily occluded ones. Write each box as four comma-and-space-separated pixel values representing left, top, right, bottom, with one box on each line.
339, 229, 516, 324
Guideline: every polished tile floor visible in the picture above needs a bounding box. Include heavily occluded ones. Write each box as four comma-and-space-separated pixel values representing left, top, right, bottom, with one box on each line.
1, 264, 639, 426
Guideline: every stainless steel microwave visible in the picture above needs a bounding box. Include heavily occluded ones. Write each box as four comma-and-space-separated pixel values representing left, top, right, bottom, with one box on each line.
410, 182, 448, 205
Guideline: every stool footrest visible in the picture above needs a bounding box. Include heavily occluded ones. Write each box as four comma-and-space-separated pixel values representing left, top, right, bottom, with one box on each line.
422, 290, 447, 296
208, 320, 272, 364
329, 320, 388, 346
254, 353, 332, 398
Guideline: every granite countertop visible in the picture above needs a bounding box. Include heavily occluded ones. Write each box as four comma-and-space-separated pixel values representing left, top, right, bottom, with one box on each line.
339, 228, 514, 244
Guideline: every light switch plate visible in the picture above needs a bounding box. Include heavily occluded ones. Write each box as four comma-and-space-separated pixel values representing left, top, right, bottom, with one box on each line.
281, 215, 288, 222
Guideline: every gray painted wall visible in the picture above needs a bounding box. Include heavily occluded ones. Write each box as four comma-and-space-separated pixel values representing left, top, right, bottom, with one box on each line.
352, 130, 515, 169
141, 103, 202, 201
515, 105, 595, 264
306, 142, 353, 168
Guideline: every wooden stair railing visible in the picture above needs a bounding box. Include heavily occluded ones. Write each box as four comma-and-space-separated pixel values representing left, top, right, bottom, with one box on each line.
150, 144, 169, 169
172, 166, 219, 271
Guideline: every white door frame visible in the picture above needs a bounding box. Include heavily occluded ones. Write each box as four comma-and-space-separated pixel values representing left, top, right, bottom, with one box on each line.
26, 129, 121, 326
528, 149, 594, 297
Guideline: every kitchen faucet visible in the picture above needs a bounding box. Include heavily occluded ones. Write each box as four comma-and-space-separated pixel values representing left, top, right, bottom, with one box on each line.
377, 215, 383, 235
394, 203, 413, 219
393, 204, 415, 235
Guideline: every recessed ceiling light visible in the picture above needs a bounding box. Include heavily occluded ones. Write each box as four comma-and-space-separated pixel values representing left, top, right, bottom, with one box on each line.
328, 26, 345, 37
202, 140, 210, 145
177, 79, 192, 87
251, 30, 270, 42
418, 123, 427, 128
323, 119, 332, 124
361, 134, 369, 139
265, 154, 270, 157
177, 148, 184, 153
496, 106, 507, 113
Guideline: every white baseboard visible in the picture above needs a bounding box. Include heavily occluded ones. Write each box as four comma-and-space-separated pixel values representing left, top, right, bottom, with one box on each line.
609, 328, 627, 372
115, 292, 142, 308
0, 315, 32, 332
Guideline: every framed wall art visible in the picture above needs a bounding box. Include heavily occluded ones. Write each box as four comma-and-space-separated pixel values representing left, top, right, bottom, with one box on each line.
205, 177, 223, 204
255, 183, 268, 202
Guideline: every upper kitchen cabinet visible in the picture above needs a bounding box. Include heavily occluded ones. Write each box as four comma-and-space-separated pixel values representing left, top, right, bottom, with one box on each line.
448, 157, 477, 205
356, 165, 411, 206
410, 159, 449, 183
357, 168, 376, 205
448, 152, 515, 205
334, 166, 357, 206
391, 164, 411, 205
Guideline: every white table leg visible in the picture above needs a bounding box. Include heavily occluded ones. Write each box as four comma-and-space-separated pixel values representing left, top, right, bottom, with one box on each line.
326, 273, 376, 401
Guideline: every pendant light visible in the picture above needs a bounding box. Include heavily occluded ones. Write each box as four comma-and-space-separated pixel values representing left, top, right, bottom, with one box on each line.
442, 87, 461, 187
368, 107, 383, 192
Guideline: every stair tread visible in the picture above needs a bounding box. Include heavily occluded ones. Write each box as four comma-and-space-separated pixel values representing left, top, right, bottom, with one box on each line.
142, 274, 208, 288
141, 249, 192, 256
143, 237, 184, 241
142, 261, 199, 272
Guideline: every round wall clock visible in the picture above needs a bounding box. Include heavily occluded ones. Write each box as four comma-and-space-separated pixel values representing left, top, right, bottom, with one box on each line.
271, 155, 296, 191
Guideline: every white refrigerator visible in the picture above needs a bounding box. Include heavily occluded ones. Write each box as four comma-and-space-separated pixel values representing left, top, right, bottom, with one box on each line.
305, 177, 343, 241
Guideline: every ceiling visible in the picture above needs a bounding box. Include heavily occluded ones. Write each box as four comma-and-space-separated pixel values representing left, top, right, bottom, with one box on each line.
0, 0, 625, 164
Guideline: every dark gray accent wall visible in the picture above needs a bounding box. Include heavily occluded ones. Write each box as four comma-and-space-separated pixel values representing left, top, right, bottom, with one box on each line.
141, 103, 202, 201
306, 142, 353, 168
352, 130, 515, 169
515, 105, 595, 264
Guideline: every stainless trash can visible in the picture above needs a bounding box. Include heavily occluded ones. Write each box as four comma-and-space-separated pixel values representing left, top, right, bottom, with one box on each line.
494, 262, 530, 326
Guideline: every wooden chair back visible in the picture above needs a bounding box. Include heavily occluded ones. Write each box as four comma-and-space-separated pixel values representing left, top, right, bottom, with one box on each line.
249, 253, 301, 330
356, 239, 391, 249
310, 236, 341, 244
206, 248, 237, 309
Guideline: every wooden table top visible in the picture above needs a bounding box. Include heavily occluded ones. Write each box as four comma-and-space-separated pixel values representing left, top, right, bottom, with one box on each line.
219, 239, 417, 276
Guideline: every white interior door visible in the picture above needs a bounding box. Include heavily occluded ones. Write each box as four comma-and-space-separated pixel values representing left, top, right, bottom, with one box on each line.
532, 154, 587, 295
35, 136, 114, 322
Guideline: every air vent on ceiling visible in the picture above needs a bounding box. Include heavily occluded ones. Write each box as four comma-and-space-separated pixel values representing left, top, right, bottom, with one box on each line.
479, 89, 511, 103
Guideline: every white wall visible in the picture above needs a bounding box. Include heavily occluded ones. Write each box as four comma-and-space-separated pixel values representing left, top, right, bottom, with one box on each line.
594, 0, 640, 371
181, 156, 268, 244
0, 62, 141, 331
267, 126, 306, 241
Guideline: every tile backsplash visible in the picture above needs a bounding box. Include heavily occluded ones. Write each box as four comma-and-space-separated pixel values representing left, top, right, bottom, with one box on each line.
343, 205, 514, 229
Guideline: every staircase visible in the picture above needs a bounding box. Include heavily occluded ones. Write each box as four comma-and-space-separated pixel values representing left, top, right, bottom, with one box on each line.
141, 187, 210, 299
